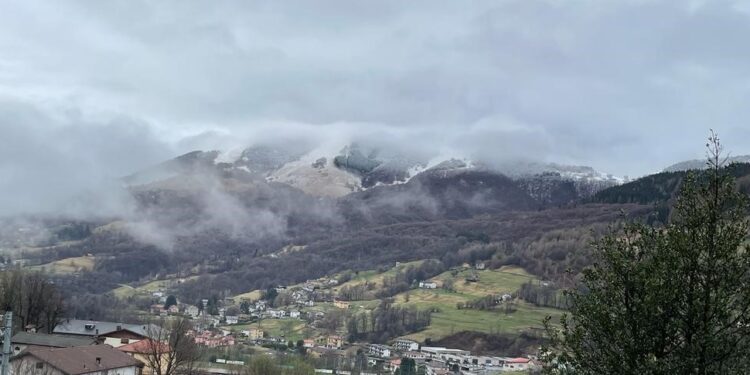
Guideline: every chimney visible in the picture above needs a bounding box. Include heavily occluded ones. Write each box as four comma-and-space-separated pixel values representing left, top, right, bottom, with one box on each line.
116, 325, 122, 331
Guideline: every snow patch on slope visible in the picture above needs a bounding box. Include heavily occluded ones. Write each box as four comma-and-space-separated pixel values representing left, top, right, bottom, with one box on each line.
267, 150, 362, 197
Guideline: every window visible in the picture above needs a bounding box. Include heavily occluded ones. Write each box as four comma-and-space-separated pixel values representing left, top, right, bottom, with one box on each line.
121, 338, 129, 344
36, 362, 44, 369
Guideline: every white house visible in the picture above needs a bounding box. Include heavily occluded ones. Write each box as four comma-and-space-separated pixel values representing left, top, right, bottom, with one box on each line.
393, 338, 419, 352
289, 310, 301, 319
225, 315, 239, 325
419, 281, 438, 289
420, 346, 470, 360
368, 344, 392, 358
504, 357, 531, 371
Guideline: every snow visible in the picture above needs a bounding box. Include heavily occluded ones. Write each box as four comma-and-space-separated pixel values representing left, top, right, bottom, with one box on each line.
214, 148, 244, 164
267, 153, 362, 197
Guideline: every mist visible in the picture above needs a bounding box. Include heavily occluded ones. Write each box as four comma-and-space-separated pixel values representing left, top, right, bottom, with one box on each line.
3, 1, 750, 218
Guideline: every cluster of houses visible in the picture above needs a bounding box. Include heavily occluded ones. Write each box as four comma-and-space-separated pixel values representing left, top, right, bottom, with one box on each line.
5, 319, 169, 375
191, 330, 236, 347
106, 262, 537, 374
364, 339, 537, 374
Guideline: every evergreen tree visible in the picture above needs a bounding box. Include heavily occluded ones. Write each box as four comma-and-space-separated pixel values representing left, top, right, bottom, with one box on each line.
164, 295, 177, 309
396, 358, 417, 375
544, 133, 750, 374
263, 287, 279, 302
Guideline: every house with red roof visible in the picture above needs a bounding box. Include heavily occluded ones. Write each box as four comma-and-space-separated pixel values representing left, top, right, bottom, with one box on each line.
118, 339, 172, 375
504, 357, 531, 371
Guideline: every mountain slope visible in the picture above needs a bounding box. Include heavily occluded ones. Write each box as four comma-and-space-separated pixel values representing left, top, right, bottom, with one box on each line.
664, 155, 750, 172
123, 144, 622, 202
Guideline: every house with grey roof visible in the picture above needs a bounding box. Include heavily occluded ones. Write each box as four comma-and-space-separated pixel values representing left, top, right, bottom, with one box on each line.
53, 320, 158, 339
10, 332, 97, 355
10, 345, 143, 375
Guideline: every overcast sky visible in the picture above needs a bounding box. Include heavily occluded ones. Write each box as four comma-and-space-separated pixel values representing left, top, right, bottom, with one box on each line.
2, 0, 750, 213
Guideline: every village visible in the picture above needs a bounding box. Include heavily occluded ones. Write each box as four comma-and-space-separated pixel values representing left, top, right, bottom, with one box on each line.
7, 319, 536, 375
5, 261, 542, 374
135, 261, 538, 374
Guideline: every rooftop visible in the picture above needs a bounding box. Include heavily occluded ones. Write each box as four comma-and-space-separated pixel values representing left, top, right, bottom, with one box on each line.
117, 339, 171, 354
11, 332, 97, 348
507, 357, 531, 364
16, 345, 143, 375
53, 319, 157, 338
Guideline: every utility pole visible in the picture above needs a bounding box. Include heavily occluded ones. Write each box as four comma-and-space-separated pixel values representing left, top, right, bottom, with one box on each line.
1, 311, 11, 375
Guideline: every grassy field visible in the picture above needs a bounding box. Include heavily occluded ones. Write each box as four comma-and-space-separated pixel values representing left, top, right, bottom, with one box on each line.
111, 276, 199, 299
224, 263, 562, 343
112, 284, 136, 298
229, 260, 427, 303
233, 290, 262, 303
368, 265, 561, 341
433, 266, 536, 297
402, 294, 560, 341
333, 260, 426, 291
30, 256, 96, 274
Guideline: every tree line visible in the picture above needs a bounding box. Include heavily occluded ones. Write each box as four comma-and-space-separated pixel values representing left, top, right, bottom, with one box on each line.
346, 301, 432, 343
0, 269, 65, 333
518, 281, 570, 309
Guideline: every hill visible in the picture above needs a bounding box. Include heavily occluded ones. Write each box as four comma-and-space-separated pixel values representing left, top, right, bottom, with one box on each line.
221, 261, 562, 348
664, 155, 750, 172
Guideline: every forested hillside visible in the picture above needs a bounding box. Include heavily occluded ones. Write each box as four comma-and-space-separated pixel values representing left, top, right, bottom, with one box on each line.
7, 160, 750, 318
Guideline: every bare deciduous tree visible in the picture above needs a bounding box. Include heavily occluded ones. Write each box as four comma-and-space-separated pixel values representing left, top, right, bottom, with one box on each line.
144, 317, 203, 375
0, 270, 65, 333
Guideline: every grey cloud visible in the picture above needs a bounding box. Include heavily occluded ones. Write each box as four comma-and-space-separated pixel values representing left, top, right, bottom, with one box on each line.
0, 98, 173, 217
0, 0, 749, 216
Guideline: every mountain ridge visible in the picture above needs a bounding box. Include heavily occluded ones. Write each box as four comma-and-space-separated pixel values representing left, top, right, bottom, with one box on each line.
123, 144, 624, 202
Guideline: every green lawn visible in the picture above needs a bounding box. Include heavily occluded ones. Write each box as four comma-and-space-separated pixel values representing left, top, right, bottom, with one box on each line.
376, 266, 562, 341
404, 298, 560, 342
433, 266, 536, 297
